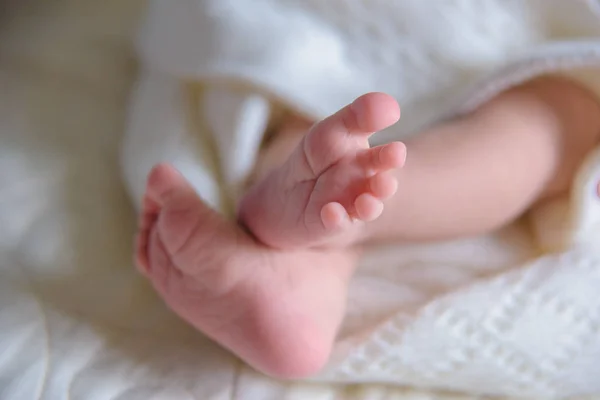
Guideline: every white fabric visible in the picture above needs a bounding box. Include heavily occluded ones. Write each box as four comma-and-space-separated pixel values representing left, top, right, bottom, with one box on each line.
121, 0, 600, 398
0, 1, 449, 399
0, 1, 536, 399
136, 0, 600, 145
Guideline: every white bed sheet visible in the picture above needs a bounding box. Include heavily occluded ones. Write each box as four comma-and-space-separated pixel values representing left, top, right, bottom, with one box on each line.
1, 1, 598, 399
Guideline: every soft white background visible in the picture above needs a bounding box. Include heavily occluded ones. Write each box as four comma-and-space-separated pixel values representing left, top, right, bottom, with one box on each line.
1, 1, 599, 399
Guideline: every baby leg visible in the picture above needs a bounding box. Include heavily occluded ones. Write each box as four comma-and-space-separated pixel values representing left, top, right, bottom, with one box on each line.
240, 77, 600, 245
250, 76, 600, 245
365, 76, 600, 242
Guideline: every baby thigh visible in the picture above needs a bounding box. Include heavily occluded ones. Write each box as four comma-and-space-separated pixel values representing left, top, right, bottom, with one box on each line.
365, 76, 600, 242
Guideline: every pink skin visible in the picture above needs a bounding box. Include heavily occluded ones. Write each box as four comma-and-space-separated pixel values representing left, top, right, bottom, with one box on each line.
134, 94, 400, 379
238, 93, 406, 249
136, 164, 355, 379
135, 85, 600, 380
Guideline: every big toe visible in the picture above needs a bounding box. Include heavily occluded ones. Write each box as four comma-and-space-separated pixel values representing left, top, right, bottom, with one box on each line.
300, 93, 400, 179
351, 92, 401, 133
136, 163, 224, 273
137, 164, 189, 272
145, 163, 195, 207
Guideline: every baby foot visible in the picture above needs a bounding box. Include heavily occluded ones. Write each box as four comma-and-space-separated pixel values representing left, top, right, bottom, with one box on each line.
239, 93, 405, 249
136, 163, 357, 379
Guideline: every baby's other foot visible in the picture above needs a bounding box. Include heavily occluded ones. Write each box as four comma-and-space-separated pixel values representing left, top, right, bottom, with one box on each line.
239, 93, 405, 249
136, 164, 356, 379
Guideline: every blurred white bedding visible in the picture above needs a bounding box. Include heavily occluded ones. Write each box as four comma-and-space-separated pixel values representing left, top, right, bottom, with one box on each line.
2, 1, 600, 399
0, 1, 467, 399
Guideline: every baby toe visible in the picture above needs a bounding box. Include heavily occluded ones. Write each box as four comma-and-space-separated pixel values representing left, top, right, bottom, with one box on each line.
358, 142, 406, 172
350, 93, 401, 133
368, 172, 398, 200
321, 202, 351, 230
354, 193, 384, 222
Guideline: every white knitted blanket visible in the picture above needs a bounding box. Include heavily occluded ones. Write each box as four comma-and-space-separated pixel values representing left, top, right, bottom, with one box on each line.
122, 0, 600, 397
